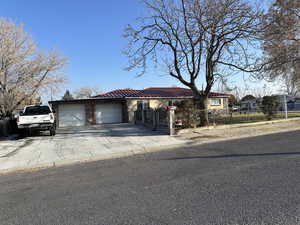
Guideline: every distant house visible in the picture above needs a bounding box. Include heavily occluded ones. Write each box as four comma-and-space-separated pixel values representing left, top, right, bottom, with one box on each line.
49, 87, 230, 128
274, 95, 300, 111
240, 99, 258, 111
240, 95, 260, 111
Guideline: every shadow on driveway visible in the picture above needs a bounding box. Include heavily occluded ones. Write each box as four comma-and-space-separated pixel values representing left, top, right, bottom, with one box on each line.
56, 123, 167, 137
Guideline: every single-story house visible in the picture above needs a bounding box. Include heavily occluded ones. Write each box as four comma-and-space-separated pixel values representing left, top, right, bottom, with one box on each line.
274, 95, 299, 111
49, 87, 230, 128
240, 99, 259, 111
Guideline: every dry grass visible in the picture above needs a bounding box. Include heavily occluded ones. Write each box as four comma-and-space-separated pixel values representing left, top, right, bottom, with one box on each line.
213, 112, 300, 125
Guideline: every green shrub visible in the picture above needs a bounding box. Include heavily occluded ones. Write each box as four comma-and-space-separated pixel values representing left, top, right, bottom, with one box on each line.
260, 96, 279, 120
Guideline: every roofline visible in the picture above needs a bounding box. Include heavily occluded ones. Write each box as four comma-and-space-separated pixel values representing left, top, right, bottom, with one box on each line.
125, 96, 194, 99
49, 98, 124, 104
125, 96, 229, 99
49, 93, 230, 104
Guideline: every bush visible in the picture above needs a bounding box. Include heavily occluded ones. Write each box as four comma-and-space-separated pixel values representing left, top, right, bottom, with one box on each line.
175, 100, 199, 128
260, 96, 279, 120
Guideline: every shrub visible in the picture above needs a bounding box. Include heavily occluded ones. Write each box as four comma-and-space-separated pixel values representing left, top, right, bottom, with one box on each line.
260, 96, 279, 120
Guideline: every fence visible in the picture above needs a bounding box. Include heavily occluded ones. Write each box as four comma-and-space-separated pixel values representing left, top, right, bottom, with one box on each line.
134, 108, 170, 133
135, 106, 300, 135
0, 118, 18, 138
175, 107, 300, 128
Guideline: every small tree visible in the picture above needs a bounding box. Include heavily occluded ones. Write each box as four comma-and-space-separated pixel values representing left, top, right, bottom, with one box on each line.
228, 95, 238, 107
260, 96, 279, 120
62, 90, 74, 101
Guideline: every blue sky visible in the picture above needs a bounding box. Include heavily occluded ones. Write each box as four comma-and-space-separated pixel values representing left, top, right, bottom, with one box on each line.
0, 0, 276, 99
0, 0, 179, 97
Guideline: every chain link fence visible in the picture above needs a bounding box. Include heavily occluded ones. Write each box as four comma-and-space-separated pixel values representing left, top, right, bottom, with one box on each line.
134, 103, 300, 135
174, 107, 300, 129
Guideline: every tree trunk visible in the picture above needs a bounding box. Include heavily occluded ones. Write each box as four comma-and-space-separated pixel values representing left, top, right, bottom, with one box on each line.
194, 93, 209, 127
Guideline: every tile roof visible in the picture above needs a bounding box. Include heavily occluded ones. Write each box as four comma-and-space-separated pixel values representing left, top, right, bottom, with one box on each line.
94, 87, 230, 99
129, 87, 193, 98
93, 89, 141, 98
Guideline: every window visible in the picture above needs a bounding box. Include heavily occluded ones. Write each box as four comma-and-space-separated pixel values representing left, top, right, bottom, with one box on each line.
211, 98, 222, 106
24, 106, 51, 115
137, 100, 150, 110
168, 100, 182, 106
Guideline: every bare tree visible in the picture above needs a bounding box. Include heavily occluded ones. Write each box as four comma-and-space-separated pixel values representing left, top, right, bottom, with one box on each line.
278, 76, 299, 96
124, 0, 265, 126
263, 0, 300, 89
0, 19, 67, 117
74, 86, 102, 99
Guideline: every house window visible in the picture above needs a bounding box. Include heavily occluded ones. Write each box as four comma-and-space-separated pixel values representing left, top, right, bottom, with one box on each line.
211, 98, 222, 105
137, 100, 150, 110
168, 100, 182, 106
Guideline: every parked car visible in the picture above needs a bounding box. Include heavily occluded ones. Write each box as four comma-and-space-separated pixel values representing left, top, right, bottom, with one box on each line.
17, 105, 56, 136
231, 105, 240, 112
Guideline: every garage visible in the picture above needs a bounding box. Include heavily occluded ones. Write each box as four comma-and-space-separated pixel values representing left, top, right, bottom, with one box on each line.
58, 104, 86, 127
95, 103, 122, 124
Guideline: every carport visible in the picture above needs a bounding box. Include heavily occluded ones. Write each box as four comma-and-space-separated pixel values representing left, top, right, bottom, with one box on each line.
49, 98, 128, 128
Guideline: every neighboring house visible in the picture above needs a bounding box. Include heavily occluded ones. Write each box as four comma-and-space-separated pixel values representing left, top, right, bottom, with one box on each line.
240, 95, 260, 111
240, 99, 259, 111
49, 87, 230, 128
275, 95, 300, 111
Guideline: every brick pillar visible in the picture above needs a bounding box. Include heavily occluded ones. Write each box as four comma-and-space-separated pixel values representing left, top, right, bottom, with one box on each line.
122, 101, 129, 123
85, 102, 96, 125
52, 104, 59, 128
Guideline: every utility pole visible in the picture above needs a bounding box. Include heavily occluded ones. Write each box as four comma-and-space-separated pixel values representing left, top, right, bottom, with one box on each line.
284, 95, 288, 119
50, 87, 53, 101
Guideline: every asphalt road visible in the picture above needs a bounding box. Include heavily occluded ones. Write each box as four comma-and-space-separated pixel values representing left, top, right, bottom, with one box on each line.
0, 130, 300, 225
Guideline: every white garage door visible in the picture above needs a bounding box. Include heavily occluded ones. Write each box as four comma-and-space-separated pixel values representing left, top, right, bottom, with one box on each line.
59, 104, 86, 127
96, 103, 122, 124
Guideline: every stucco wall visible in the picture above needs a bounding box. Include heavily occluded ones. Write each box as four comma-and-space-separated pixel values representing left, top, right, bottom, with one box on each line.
127, 97, 228, 123
208, 98, 227, 110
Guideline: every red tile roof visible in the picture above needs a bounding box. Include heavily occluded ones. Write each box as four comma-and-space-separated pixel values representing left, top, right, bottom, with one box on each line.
93, 89, 141, 98
94, 87, 230, 99
129, 87, 193, 98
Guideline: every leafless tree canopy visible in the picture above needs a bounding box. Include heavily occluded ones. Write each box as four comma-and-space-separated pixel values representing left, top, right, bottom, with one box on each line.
263, 0, 300, 90
124, 0, 264, 125
74, 86, 102, 99
0, 18, 68, 117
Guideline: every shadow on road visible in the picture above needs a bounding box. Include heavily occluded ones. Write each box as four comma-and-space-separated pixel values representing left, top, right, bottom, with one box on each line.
164, 151, 300, 160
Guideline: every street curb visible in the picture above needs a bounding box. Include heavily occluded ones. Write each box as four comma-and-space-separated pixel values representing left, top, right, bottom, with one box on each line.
1, 123, 300, 176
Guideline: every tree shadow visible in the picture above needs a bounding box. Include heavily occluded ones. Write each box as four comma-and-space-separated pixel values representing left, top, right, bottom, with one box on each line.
56, 124, 167, 137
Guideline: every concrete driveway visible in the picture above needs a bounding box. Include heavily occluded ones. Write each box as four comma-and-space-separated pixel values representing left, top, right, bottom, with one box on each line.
0, 124, 188, 173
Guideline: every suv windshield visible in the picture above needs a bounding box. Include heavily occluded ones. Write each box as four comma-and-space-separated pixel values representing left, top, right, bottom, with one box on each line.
24, 106, 51, 116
